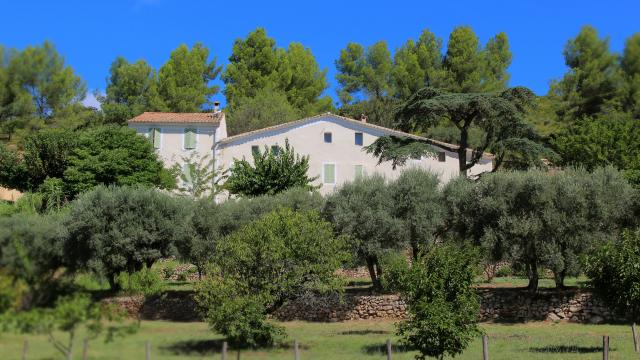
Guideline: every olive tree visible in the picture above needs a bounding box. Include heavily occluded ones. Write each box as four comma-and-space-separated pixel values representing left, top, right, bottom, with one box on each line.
323, 174, 404, 289
389, 168, 445, 259
0, 213, 67, 307
64, 186, 188, 289
177, 187, 324, 278
443, 167, 637, 292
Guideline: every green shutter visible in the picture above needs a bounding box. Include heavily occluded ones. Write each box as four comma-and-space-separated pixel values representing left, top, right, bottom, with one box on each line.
150, 128, 161, 149
185, 128, 196, 149
183, 163, 195, 184
324, 164, 335, 184
354, 165, 363, 178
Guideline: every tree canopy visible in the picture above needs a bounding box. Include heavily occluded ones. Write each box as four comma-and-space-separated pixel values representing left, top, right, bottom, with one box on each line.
225, 139, 317, 197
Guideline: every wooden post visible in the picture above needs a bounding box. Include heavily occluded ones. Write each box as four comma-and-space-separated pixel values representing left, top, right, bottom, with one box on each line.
21, 340, 28, 360
82, 339, 89, 360
221, 341, 228, 360
633, 323, 639, 352
294, 339, 300, 360
482, 335, 489, 360
603, 335, 609, 360
386, 339, 392, 360
145, 340, 151, 360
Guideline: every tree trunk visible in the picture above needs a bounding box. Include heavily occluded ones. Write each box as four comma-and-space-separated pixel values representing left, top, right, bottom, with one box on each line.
554, 270, 566, 289
410, 241, 419, 262
366, 256, 381, 290
527, 262, 539, 293
458, 126, 469, 177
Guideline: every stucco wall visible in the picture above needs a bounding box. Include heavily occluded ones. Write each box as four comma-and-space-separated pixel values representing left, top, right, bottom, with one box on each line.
130, 123, 219, 168
217, 115, 493, 195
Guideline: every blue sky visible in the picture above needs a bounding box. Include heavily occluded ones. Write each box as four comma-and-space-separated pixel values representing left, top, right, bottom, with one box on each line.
1, 0, 639, 108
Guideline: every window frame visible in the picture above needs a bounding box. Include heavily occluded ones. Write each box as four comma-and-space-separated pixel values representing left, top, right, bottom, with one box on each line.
183, 127, 198, 151
148, 127, 162, 150
438, 151, 446, 162
322, 162, 337, 185
354, 132, 363, 146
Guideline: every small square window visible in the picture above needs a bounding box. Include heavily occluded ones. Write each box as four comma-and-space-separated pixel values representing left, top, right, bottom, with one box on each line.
271, 145, 280, 155
438, 151, 446, 162
355, 132, 363, 146
251, 145, 260, 156
324, 132, 332, 143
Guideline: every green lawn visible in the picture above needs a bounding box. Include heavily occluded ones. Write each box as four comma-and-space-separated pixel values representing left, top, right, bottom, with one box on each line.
1, 320, 637, 359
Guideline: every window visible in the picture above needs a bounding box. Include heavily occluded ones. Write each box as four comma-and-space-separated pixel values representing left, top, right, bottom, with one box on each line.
184, 128, 197, 150
324, 132, 332, 143
354, 132, 363, 146
182, 163, 195, 185
251, 145, 260, 156
323, 163, 336, 184
271, 145, 280, 155
438, 151, 446, 162
354, 165, 364, 178
149, 128, 161, 149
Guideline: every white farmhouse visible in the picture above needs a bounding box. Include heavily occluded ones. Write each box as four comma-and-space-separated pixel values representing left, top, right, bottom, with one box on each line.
128, 111, 493, 197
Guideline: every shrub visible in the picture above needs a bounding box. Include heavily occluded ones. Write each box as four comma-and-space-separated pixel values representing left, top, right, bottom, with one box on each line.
323, 174, 404, 289
177, 187, 324, 278
0, 213, 67, 307
225, 139, 318, 197
115, 266, 166, 297
64, 186, 188, 289
395, 245, 482, 360
586, 229, 640, 319
495, 265, 513, 277
195, 208, 347, 347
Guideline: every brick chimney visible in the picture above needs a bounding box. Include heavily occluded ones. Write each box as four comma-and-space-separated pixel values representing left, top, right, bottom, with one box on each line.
360, 113, 368, 123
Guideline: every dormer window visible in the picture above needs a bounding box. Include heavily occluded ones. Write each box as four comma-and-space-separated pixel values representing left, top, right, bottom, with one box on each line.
324, 132, 332, 143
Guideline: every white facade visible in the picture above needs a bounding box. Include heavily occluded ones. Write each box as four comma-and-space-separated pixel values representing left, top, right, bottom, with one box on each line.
216, 113, 493, 196
128, 112, 494, 197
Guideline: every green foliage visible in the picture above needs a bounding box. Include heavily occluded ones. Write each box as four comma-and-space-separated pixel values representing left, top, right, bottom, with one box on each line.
550, 26, 623, 121
227, 88, 301, 135
323, 174, 404, 289
115, 265, 166, 297
395, 245, 482, 360
1, 293, 137, 360
176, 153, 226, 198
495, 265, 513, 277
442, 26, 484, 93
195, 208, 346, 347
64, 186, 187, 288
0, 41, 88, 141
443, 167, 638, 291
586, 229, 640, 319
99, 57, 166, 125
622, 33, 640, 117
225, 139, 318, 197
13, 192, 44, 214
38, 177, 66, 212
0, 213, 66, 306
158, 43, 221, 112
223, 28, 332, 126
195, 275, 285, 348
178, 187, 324, 278
390, 168, 444, 259
63, 125, 174, 197
553, 111, 640, 171
0, 143, 27, 191
367, 86, 545, 174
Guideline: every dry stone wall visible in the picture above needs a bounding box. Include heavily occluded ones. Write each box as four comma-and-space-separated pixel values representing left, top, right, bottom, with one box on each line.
105, 288, 618, 324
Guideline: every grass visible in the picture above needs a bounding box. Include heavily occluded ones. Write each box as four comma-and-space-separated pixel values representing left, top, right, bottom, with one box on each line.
1, 320, 637, 359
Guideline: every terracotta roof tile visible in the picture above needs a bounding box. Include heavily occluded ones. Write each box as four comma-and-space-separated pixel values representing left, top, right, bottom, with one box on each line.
128, 112, 223, 124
